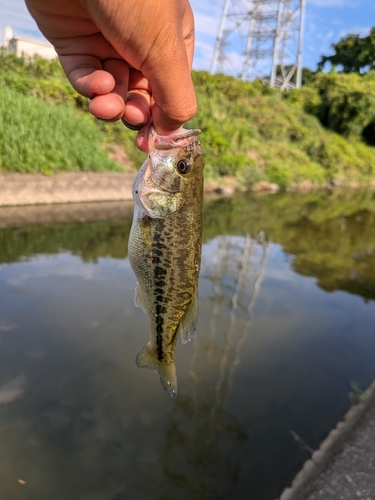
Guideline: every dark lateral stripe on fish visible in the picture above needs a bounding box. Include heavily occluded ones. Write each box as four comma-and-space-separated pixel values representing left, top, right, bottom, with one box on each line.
155, 280, 166, 287
152, 233, 169, 361
156, 329, 163, 360
156, 304, 166, 314
156, 318, 163, 360
154, 266, 167, 277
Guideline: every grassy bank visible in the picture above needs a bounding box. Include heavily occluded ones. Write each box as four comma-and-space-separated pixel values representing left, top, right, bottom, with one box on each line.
0, 81, 121, 174
189, 71, 375, 187
2, 52, 375, 187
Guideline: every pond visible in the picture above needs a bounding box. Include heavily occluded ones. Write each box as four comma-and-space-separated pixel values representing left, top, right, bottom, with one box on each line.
1, 189, 375, 500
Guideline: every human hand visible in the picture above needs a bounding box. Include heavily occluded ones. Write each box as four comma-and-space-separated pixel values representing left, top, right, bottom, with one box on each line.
25, 0, 197, 151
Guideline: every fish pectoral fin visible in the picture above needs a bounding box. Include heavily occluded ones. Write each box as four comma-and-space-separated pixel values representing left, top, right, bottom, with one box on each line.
136, 343, 177, 399
134, 282, 147, 313
179, 294, 199, 345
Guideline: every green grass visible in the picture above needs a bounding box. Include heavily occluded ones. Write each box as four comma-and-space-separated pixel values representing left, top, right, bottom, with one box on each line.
2, 52, 375, 186
189, 71, 375, 187
0, 80, 121, 174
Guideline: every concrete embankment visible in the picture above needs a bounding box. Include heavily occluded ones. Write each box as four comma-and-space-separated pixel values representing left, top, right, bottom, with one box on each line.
0, 172, 135, 207
279, 380, 375, 500
0, 172, 236, 209
0, 172, 230, 227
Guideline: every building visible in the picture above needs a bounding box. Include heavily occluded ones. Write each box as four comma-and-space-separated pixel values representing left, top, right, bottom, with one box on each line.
1, 26, 57, 60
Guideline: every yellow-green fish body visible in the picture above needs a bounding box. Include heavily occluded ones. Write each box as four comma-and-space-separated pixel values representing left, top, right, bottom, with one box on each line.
128, 127, 204, 398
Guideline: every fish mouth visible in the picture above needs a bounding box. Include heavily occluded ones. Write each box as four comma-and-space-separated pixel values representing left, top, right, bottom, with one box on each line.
150, 126, 201, 150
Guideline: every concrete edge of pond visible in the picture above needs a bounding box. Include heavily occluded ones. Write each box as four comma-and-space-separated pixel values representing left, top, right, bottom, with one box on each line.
0, 172, 136, 207
278, 379, 375, 500
0, 172, 237, 210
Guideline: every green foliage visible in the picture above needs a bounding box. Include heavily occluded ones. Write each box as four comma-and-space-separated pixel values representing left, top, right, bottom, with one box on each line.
94, 119, 146, 167
286, 71, 375, 150
0, 51, 87, 108
301, 67, 318, 85
192, 71, 273, 100
191, 70, 375, 186
349, 382, 365, 405
2, 53, 375, 185
0, 52, 145, 171
313, 72, 375, 136
189, 71, 325, 185
0, 81, 121, 173
0, 51, 62, 76
318, 28, 375, 74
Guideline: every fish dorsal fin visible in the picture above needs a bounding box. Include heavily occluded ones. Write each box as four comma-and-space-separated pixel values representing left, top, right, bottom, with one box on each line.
134, 282, 147, 313
179, 294, 199, 345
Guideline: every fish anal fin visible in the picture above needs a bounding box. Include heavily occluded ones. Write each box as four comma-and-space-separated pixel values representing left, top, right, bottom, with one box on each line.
134, 282, 147, 313
136, 343, 177, 398
179, 294, 199, 345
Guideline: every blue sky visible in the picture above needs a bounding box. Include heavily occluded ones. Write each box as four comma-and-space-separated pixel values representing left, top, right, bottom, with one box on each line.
0, 0, 374, 74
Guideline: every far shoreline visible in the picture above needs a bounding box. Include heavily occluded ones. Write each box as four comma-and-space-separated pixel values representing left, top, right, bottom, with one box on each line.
1, 171, 375, 210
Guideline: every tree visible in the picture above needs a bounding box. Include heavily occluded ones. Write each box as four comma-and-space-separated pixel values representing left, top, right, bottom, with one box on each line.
318, 28, 375, 74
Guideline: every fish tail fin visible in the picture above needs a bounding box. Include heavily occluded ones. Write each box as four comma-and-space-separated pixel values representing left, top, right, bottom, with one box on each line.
136, 344, 177, 399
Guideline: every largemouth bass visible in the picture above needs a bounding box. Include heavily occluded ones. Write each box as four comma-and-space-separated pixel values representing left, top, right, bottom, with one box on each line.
128, 127, 204, 398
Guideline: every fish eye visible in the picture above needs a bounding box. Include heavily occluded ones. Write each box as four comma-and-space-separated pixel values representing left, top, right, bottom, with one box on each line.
176, 158, 191, 175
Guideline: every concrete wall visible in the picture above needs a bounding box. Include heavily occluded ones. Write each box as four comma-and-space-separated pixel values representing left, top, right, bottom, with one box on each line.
0, 173, 135, 207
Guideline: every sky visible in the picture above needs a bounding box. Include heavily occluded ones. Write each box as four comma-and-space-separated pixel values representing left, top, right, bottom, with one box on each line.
0, 0, 374, 75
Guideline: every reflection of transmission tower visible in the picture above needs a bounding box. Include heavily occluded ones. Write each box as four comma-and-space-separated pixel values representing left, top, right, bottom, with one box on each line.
210, 0, 306, 89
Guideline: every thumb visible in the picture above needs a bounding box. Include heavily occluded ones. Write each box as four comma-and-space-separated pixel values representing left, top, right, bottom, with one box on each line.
142, 28, 197, 135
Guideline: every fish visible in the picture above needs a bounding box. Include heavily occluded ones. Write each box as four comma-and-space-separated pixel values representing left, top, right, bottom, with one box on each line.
128, 126, 204, 398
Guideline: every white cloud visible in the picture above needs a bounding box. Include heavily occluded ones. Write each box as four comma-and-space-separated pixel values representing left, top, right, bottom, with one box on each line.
194, 39, 215, 70
191, 0, 222, 19
0, 374, 25, 404
190, 0, 221, 70
337, 25, 372, 39
0, 321, 16, 332
308, 0, 358, 6
7, 254, 96, 286
316, 30, 335, 42
194, 10, 220, 39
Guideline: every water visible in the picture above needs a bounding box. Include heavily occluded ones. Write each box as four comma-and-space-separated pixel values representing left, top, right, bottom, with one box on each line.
1, 190, 375, 500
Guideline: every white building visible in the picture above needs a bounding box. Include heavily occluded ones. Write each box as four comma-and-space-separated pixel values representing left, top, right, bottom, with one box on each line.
1, 26, 57, 60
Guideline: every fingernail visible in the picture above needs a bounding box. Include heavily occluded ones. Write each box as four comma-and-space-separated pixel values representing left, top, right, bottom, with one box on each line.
121, 117, 147, 131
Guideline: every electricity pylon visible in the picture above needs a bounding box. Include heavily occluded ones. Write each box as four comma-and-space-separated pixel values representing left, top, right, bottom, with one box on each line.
210, 0, 306, 89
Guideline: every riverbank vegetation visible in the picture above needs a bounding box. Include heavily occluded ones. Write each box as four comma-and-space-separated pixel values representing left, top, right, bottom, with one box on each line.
0, 81, 121, 174
2, 42, 375, 187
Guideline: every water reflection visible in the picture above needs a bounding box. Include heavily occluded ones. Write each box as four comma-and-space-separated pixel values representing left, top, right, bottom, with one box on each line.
0, 217, 132, 263
191, 235, 266, 419
0, 190, 375, 499
160, 235, 269, 499
203, 189, 375, 300
2, 190, 375, 300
